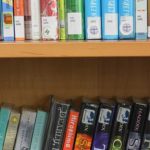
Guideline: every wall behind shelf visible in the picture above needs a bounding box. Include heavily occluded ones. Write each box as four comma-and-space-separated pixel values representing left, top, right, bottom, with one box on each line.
0, 58, 149, 108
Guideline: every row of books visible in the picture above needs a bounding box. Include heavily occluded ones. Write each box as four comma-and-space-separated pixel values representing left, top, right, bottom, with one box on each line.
0, 0, 150, 41
0, 96, 150, 150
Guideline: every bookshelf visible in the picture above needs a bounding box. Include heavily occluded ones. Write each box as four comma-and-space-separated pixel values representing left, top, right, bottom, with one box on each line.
0, 40, 150, 57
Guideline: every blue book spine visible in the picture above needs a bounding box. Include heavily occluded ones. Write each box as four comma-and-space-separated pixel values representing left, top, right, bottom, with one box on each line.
102, 0, 118, 40
30, 110, 47, 150
85, 0, 101, 39
0, 0, 2, 40
2, 0, 14, 41
119, 0, 135, 39
0, 107, 11, 150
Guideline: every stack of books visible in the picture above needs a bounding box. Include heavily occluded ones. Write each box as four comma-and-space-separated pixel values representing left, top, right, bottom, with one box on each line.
0, 0, 150, 41
0, 96, 150, 150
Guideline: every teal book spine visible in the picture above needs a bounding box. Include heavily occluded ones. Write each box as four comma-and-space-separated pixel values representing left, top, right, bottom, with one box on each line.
30, 110, 47, 150
0, 107, 11, 150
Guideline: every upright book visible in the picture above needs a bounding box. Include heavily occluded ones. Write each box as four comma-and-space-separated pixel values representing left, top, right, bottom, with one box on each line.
66, 0, 84, 40
14, 109, 37, 150
3, 110, 21, 150
30, 0, 41, 40
44, 97, 70, 150
136, 0, 147, 40
14, 0, 25, 40
74, 100, 99, 150
0, 107, 11, 150
126, 102, 147, 150
101, 0, 118, 40
119, 0, 135, 39
2, 0, 14, 41
0, 0, 2, 40
92, 101, 115, 150
148, 0, 150, 38
41, 0, 59, 40
85, 0, 101, 40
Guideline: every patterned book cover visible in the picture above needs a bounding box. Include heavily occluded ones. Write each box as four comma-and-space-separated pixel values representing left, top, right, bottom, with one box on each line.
126, 103, 147, 150
66, 0, 84, 40
14, 109, 37, 150
44, 97, 70, 150
148, 0, 150, 38
3, 110, 21, 150
41, 0, 59, 40
30, 110, 48, 150
0, 107, 11, 150
14, 0, 25, 40
63, 109, 79, 150
2, 0, 14, 41
74, 101, 99, 150
31, 0, 41, 40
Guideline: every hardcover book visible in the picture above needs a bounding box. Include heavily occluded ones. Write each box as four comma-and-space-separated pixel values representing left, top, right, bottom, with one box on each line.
0, 0, 2, 40
148, 0, 150, 38
41, 0, 59, 40
74, 100, 99, 150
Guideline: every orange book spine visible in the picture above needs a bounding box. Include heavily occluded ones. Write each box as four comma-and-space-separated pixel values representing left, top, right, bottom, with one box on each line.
14, 0, 25, 40
63, 110, 79, 150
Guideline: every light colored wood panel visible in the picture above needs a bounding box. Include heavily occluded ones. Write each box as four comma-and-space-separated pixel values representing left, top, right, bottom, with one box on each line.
0, 41, 150, 57
0, 58, 149, 108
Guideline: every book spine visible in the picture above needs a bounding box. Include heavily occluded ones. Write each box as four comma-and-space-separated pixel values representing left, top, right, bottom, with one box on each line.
14, 109, 37, 150
136, 0, 147, 40
3, 110, 21, 150
101, 0, 118, 40
63, 109, 79, 150
141, 104, 150, 150
24, 0, 32, 40
0, 0, 3, 40
14, 0, 25, 41
41, 0, 59, 40
30, 110, 48, 150
92, 103, 115, 150
85, 0, 101, 40
119, 0, 135, 39
74, 102, 99, 150
148, 0, 150, 38
59, 0, 66, 40
31, 0, 41, 40
109, 103, 132, 150
66, 0, 84, 40
2, 0, 14, 41
0, 107, 11, 150
44, 99, 70, 150
126, 103, 147, 150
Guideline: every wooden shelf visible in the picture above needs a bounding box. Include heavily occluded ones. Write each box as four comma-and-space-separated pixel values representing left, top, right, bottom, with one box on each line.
0, 40, 150, 58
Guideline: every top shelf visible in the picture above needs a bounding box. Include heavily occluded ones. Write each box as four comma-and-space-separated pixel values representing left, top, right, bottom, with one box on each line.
0, 40, 150, 58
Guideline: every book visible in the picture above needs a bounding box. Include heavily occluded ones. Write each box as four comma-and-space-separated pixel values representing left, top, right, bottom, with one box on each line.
92, 101, 115, 150
3, 110, 21, 150
41, 0, 59, 40
58, 0, 66, 40
44, 97, 70, 150
136, 0, 147, 40
31, 0, 41, 40
14, 109, 37, 150
2, 0, 14, 41
66, 0, 84, 40
0, 107, 11, 150
30, 110, 47, 150
24, 0, 32, 40
101, 0, 118, 40
109, 102, 132, 150
148, 0, 150, 38
141, 104, 150, 150
126, 103, 147, 150
0, 0, 2, 40
85, 0, 101, 40
119, 0, 135, 39
14, 0, 25, 41
74, 100, 99, 150
63, 109, 79, 150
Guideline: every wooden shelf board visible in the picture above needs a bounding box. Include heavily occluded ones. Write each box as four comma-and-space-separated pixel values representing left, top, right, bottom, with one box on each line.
0, 40, 150, 58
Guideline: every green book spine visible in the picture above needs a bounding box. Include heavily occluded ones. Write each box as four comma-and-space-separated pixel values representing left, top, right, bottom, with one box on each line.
66, 0, 84, 40
59, 0, 66, 40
